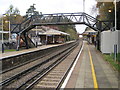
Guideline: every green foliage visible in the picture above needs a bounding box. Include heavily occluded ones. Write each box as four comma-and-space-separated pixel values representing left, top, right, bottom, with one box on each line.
6, 5, 20, 15
3, 5, 22, 25
56, 25, 78, 40
103, 54, 120, 71
109, 53, 120, 62
2, 5, 24, 39
97, 2, 115, 21
65, 28, 78, 40
117, 53, 120, 62
48, 15, 78, 40
116, 2, 120, 29
4, 49, 16, 52
25, 4, 39, 18
4, 5, 23, 26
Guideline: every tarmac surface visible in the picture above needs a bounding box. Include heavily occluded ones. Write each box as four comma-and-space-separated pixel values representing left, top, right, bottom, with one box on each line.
65, 41, 119, 89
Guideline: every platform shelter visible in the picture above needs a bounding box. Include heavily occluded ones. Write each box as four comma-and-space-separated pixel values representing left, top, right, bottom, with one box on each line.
38, 29, 70, 44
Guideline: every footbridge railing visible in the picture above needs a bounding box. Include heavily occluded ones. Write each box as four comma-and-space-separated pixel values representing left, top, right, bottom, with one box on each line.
11, 12, 114, 34
10, 12, 114, 50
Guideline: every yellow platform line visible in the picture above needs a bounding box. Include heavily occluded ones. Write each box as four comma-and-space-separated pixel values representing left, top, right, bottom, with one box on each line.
88, 45, 98, 90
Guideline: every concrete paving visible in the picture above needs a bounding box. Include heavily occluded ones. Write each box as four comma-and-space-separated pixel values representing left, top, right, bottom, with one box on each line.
1, 44, 62, 59
89, 43, 118, 88
66, 41, 119, 89
75, 43, 93, 88
1, 41, 75, 59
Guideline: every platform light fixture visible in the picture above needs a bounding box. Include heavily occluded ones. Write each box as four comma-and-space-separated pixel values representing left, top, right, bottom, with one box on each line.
108, 9, 112, 13
83, 0, 85, 12
1, 14, 7, 53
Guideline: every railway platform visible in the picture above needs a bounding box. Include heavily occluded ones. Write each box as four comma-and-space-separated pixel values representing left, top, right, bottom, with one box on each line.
1, 42, 70, 59
64, 41, 119, 89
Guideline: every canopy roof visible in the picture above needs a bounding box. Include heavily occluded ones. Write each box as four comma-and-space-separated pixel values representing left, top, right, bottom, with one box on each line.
0, 31, 9, 33
85, 29, 97, 33
39, 29, 70, 36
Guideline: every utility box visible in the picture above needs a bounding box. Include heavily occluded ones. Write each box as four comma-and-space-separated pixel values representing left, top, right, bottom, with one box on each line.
100, 30, 119, 54
100, 31, 112, 53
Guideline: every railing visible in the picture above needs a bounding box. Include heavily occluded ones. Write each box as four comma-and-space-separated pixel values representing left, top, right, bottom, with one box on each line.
11, 12, 114, 34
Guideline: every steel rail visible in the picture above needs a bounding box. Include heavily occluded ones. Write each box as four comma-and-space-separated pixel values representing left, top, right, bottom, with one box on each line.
1, 41, 78, 89
1, 50, 56, 74
56, 41, 83, 89
18, 41, 79, 90
1, 41, 75, 74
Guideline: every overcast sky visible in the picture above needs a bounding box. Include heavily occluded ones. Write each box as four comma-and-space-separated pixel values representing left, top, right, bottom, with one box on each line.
0, 0, 97, 33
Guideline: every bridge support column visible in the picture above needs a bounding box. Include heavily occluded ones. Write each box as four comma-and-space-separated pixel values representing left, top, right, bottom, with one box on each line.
24, 32, 29, 49
46, 35, 48, 45
53, 35, 55, 43
96, 31, 101, 51
16, 33, 21, 51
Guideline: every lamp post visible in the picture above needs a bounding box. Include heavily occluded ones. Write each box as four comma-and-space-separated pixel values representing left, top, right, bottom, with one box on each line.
113, 0, 116, 31
83, 0, 85, 12
8, 20, 11, 49
36, 26, 38, 47
2, 14, 11, 43
5, 14, 16, 42
1, 14, 7, 53
5, 20, 11, 42
2, 15, 4, 53
6, 14, 11, 43
113, 0, 117, 61
2, 14, 17, 50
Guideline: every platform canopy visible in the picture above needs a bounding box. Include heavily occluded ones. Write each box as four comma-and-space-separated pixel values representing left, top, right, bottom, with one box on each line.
82, 28, 97, 36
85, 29, 97, 33
0, 31, 9, 33
39, 29, 70, 36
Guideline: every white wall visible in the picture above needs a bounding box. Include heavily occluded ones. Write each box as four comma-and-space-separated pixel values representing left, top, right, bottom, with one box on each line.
100, 30, 119, 54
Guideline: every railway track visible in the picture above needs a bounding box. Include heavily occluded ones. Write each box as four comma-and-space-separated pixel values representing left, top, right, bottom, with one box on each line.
1, 40, 82, 89
32, 41, 82, 89
1, 43, 72, 82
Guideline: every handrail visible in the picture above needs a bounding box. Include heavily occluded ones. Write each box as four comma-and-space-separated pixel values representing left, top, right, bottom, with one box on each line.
11, 12, 114, 34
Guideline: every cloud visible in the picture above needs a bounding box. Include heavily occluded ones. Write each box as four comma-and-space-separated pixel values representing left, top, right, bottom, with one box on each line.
96, 0, 114, 2
0, 0, 97, 33
0, 0, 96, 15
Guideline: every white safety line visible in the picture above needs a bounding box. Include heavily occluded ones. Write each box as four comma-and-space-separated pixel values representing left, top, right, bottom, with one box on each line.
60, 42, 84, 89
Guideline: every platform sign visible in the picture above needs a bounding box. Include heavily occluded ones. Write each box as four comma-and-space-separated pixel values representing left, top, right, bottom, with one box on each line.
47, 35, 52, 36
114, 44, 117, 61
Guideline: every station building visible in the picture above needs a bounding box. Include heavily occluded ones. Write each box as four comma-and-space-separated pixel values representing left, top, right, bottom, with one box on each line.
82, 27, 120, 54
82, 27, 97, 44
38, 29, 70, 44
29, 26, 70, 45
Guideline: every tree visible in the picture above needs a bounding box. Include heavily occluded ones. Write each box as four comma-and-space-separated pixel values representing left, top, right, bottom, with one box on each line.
13, 8, 20, 15
91, 5, 97, 16
6, 5, 20, 15
25, 4, 39, 18
96, 2, 115, 21
3, 5, 24, 39
52, 17, 78, 40
5, 4, 22, 24
117, 1, 120, 30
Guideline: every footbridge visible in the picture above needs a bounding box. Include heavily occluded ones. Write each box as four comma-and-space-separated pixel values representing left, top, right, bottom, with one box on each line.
11, 12, 114, 50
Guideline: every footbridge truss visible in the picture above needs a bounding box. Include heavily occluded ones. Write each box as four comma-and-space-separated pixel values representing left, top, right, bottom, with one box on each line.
11, 12, 114, 50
